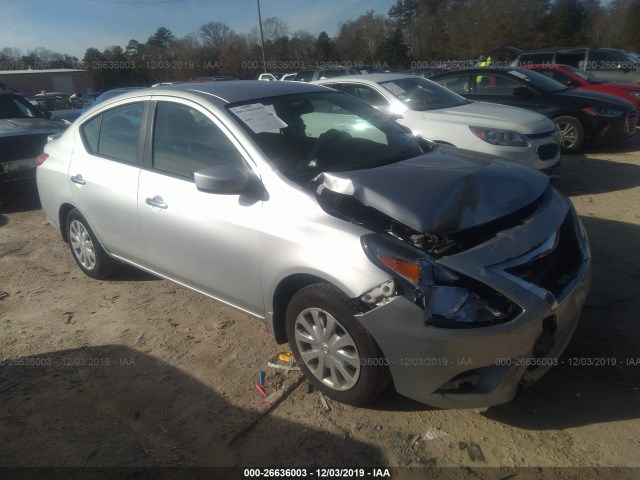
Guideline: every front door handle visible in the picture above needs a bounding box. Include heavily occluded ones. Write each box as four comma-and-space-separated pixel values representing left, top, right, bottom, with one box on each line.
145, 196, 168, 209
70, 174, 86, 185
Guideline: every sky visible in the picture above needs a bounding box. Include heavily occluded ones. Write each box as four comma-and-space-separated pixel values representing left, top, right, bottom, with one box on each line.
0, 0, 394, 59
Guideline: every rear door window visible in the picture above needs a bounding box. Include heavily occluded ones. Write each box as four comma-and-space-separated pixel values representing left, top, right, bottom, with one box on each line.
587, 51, 626, 71
556, 51, 587, 68
473, 73, 522, 96
80, 102, 145, 164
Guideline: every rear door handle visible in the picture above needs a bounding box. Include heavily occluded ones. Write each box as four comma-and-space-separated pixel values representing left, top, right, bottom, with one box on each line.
70, 174, 86, 185
145, 196, 168, 209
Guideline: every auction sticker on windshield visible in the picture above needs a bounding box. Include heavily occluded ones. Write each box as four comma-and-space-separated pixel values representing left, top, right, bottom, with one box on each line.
229, 103, 287, 133
508, 70, 530, 81
382, 82, 407, 97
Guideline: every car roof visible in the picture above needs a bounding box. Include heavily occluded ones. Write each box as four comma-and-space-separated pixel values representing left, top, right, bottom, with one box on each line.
519, 46, 621, 54
148, 80, 329, 105
432, 67, 531, 75
315, 73, 415, 84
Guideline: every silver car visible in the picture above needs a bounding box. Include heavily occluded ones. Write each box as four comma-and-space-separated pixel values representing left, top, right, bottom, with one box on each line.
36, 81, 591, 408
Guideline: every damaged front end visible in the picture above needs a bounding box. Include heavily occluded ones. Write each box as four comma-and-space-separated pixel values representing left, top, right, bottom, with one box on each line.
359, 232, 521, 328
310, 158, 590, 407
312, 161, 548, 326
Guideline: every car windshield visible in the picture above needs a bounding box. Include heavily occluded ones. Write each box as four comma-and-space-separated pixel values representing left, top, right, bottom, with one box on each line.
563, 65, 604, 84
227, 91, 426, 182
507, 68, 568, 93
379, 77, 469, 111
0, 94, 45, 119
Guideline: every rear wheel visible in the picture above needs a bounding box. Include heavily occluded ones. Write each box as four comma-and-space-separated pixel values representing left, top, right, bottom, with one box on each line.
554, 116, 585, 152
285, 283, 390, 405
66, 209, 120, 279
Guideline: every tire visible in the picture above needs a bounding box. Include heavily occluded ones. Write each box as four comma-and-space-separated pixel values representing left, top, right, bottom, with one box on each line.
66, 208, 120, 279
553, 116, 585, 152
285, 283, 391, 405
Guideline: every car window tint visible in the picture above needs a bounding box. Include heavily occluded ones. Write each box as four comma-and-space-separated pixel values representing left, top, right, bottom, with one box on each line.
81, 115, 102, 153
435, 73, 469, 94
0, 95, 41, 119
321, 70, 347, 79
295, 70, 315, 82
338, 84, 389, 108
588, 51, 624, 70
474, 74, 522, 95
551, 70, 574, 85
98, 103, 144, 163
152, 102, 244, 179
555, 52, 585, 68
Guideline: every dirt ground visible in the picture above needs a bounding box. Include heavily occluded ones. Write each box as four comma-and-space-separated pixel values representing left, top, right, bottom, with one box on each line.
1, 134, 639, 479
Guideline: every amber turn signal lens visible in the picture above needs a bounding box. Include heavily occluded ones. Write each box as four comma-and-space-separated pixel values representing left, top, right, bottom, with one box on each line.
379, 256, 420, 284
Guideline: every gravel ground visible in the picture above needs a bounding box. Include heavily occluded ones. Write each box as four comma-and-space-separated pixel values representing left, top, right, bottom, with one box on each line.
1, 134, 639, 479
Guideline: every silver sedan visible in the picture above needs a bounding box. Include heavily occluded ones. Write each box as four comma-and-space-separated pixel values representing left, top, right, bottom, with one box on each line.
36, 81, 591, 407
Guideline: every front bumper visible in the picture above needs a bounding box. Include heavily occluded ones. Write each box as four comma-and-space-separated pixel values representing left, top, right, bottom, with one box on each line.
357, 194, 591, 408
468, 134, 561, 172
591, 111, 637, 143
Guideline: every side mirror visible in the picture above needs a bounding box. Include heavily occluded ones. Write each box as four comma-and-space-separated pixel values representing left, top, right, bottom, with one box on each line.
194, 165, 250, 194
513, 86, 534, 98
566, 80, 580, 89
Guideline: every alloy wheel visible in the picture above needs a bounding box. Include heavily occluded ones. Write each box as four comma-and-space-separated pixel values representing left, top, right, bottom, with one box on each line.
556, 121, 578, 149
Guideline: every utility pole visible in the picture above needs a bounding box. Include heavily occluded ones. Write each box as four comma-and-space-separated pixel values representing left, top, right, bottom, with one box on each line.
257, 0, 267, 73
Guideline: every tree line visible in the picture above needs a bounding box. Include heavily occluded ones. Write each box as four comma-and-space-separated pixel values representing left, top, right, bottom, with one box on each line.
1, 0, 639, 90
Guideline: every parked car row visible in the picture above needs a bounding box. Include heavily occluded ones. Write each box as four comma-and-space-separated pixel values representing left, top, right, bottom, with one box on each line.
256, 53, 638, 157
431, 67, 637, 152
511, 46, 640, 84
36, 80, 592, 409
19, 44, 640, 410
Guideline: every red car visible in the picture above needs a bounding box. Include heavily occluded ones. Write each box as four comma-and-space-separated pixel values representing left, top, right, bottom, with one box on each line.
524, 64, 640, 110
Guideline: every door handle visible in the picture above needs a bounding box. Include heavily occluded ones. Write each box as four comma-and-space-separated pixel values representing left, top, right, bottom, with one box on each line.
70, 174, 86, 185
145, 196, 168, 209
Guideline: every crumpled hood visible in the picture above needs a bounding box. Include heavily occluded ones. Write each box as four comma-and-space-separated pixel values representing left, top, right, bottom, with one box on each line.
317, 146, 549, 235
0, 118, 67, 138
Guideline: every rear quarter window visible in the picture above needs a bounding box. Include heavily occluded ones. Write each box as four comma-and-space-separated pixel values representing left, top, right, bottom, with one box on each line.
81, 115, 101, 153
79, 102, 144, 164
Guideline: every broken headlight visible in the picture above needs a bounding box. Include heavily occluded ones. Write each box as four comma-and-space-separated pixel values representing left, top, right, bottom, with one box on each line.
361, 233, 519, 327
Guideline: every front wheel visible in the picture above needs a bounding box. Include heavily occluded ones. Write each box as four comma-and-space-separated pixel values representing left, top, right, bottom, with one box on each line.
285, 283, 390, 405
66, 209, 120, 279
554, 116, 585, 152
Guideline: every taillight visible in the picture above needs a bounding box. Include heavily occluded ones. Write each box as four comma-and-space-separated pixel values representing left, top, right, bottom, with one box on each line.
36, 153, 49, 166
